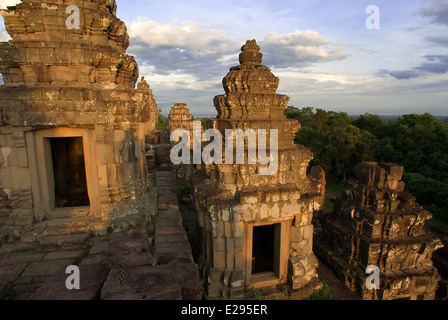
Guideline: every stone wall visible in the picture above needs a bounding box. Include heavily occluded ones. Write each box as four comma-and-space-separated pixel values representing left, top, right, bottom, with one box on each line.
0, 0, 158, 241
315, 162, 443, 300
191, 40, 325, 299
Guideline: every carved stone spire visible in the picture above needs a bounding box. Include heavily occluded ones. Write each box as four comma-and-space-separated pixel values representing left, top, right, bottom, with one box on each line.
192, 40, 326, 299
239, 40, 263, 66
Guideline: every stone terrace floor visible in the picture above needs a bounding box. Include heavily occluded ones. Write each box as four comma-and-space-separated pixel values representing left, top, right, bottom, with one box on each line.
0, 142, 363, 301
0, 147, 201, 300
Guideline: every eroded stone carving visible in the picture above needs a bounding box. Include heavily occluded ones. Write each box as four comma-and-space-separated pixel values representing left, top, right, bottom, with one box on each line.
168, 103, 194, 146
191, 40, 326, 299
315, 162, 443, 300
0, 0, 158, 241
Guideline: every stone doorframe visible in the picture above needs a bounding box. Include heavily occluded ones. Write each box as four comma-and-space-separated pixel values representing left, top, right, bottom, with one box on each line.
26, 127, 100, 222
244, 219, 291, 289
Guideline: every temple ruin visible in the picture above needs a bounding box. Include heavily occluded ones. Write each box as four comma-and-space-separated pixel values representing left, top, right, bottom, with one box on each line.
168, 103, 194, 146
315, 162, 443, 300
0, 0, 445, 302
191, 40, 326, 299
168, 103, 199, 183
0, 0, 158, 242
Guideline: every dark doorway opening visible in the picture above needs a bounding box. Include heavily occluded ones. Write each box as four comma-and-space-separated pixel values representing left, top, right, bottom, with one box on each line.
50, 137, 89, 208
252, 224, 275, 274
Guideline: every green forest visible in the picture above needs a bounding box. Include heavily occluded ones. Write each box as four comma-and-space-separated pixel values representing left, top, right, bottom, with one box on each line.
284, 106, 448, 226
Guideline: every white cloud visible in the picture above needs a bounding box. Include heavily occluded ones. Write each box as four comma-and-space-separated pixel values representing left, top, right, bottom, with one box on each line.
259, 30, 353, 69
126, 18, 353, 79
0, 0, 20, 9
0, 0, 21, 42
420, 0, 448, 25
359, 48, 377, 54
0, 29, 10, 41
278, 68, 448, 115
128, 19, 233, 57
124, 18, 356, 114
127, 19, 239, 76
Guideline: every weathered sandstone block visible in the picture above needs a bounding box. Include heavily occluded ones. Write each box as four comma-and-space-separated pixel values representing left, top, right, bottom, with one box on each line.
315, 162, 443, 300
192, 40, 325, 299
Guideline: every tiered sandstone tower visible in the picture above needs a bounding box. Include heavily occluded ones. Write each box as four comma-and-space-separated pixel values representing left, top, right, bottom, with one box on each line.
0, 0, 158, 241
168, 103, 197, 182
315, 162, 443, 300
168, 103, 194, 146
192, 40, 326, 299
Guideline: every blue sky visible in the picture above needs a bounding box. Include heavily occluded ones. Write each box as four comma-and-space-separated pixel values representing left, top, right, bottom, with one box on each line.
1, 0, 448, 116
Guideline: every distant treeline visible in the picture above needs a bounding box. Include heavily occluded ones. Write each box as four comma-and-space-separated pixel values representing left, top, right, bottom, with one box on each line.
285, 106, 448, 222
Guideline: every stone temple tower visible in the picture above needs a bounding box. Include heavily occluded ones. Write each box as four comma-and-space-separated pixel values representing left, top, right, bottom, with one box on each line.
168, 103, 194, 146
315, 162, 443, 300
0, 0, 158, 241
192, 40, 326, 299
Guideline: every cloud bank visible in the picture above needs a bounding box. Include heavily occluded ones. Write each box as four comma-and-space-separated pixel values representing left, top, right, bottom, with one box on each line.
0, 0, 21, 41
125, 18, 353, 113
426, 36, 448, 46
381, 1, 448, 81
420, 0, 448, 25
0, 0, 20, 9
127, 19, 238, 78
380, 55, 448, 80
127, 19, 352, 78
259, 31, 352, 69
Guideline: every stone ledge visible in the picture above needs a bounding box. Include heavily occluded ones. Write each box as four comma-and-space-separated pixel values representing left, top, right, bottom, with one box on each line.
101, 263, 201, 300
29, 264, 109, 300
37, 234, 91, 250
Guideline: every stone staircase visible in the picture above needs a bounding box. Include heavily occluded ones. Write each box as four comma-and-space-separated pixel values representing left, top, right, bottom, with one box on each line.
21, 207, 107, 246
43, 207, 106, 237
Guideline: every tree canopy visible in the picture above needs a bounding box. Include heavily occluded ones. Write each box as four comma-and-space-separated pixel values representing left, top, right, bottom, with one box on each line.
285, 107, 448, 222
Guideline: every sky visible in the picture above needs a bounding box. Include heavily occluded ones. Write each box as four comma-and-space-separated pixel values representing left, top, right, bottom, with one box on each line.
1, 0, 448, 116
